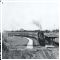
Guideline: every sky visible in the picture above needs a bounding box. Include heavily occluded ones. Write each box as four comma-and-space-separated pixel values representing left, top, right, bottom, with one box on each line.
2, 0, 59, 31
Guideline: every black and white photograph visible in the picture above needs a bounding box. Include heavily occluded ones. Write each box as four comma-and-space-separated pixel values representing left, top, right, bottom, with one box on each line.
0, 1, 1, 60
2, 0, 59, 59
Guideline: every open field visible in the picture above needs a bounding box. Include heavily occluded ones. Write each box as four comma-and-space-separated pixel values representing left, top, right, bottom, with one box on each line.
2, 46, 59, 59
2, 31, 59, 59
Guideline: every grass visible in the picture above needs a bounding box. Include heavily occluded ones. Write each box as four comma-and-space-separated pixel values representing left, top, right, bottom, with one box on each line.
2, 47, 59, 59
2, 32, 59, 59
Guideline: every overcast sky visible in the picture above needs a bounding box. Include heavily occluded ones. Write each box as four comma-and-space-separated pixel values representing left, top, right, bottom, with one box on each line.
2, 0, 59, 31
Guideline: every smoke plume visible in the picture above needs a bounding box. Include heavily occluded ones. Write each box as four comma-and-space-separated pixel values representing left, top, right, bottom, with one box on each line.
33, 20, 42, 30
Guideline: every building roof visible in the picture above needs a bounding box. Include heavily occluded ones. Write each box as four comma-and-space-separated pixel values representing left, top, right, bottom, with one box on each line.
44, 33, 59, 38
